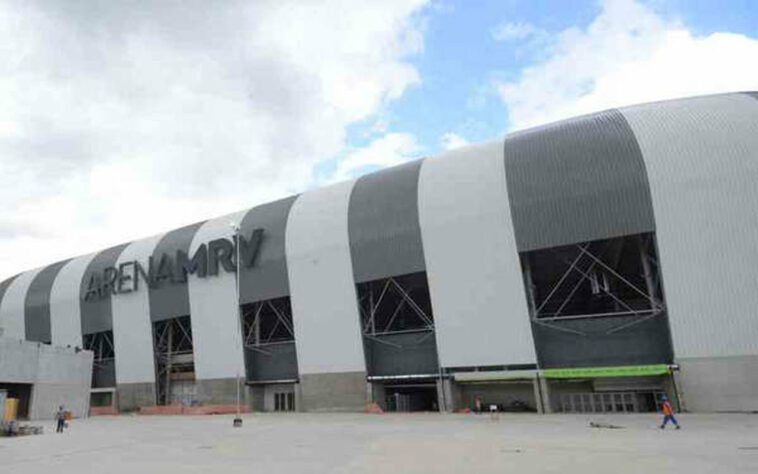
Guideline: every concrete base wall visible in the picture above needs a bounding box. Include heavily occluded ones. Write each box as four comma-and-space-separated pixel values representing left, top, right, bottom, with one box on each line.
195, 377, 248, 406
117, 382, 156, 411
299, 371, 367, 412
0, 338, 93, 420
677, 355, 758, 412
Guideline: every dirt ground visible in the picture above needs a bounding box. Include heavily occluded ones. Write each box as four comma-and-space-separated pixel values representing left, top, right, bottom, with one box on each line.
2, 412, 757, 473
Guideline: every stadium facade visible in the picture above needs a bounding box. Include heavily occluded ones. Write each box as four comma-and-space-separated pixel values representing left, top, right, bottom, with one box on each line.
1, 91, 757, 415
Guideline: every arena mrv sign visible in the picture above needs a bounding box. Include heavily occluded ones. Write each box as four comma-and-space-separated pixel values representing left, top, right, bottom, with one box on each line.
83, 228, 263, 301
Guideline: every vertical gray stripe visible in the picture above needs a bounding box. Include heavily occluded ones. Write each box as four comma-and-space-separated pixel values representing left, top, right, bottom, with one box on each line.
239, 196, 298, 304
149, 221, 206, 321
80, 244, 130, 334
24, 259, 71, 342
504, 109, 656, 251
0, 275, 19, 313
348, 160, 426, 282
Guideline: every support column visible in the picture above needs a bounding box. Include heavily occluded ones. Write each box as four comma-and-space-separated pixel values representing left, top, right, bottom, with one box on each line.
539, 376, 553, 413
533, 377, 544, 414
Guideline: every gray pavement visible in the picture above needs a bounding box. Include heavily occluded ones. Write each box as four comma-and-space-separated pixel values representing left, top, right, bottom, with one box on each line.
2, 412, 757, 473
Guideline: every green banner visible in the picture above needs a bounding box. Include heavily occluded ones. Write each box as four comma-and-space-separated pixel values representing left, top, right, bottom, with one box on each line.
540, 364, 670, 379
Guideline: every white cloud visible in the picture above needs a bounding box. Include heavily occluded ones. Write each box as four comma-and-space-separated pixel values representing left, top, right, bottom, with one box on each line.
491, 21, 544, 42
331, 132, 423, 183
0, 0, 429, 279
440, 133, 469, 150
495, 0, 758, 131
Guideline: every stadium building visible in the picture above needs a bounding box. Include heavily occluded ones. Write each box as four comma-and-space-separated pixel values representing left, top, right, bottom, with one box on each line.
1, 92, 757, 415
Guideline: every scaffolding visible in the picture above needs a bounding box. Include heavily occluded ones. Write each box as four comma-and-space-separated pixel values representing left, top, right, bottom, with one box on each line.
152, 316, 195, 405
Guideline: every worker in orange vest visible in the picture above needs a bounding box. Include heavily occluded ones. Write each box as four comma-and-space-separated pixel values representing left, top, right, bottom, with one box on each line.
659, 394, 680, 430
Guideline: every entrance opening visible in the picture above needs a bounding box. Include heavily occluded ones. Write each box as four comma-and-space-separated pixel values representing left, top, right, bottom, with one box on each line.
152, 315, 195, 405
82, 330, 116, 388
550, 376, 669, 413
384, 383, 438, 412
241, 296, 298, 382
357, 271, 439, 377
558, 391, 664, 413
0, 383, 32, 419
459, 382, 538, 413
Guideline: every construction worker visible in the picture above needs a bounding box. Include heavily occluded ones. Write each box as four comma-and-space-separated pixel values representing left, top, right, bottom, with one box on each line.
659, 395, 680, 430
55, 405, 66, 433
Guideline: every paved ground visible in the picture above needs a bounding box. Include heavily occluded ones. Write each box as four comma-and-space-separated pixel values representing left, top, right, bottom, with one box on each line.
2, 412, 757, 473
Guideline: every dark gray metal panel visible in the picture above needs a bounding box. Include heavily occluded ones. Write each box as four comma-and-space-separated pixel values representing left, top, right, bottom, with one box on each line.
24, 260, 71, 343
80, 244, 130, 335
240, 196, 297, 304
149, 221, 206, 322
245, 342, 298, 381
0, 275, 19, 314
504, 109, 655, 252
532, 314, 674, 368
348, 160, 426, 283
364, 332, 439, 376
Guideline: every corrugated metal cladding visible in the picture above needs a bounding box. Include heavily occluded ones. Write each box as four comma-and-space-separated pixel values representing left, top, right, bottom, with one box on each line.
286, 180, 366, 375
80, 243, 130, 334
504, 109, 656, 252
148, 221, 206, 322
112, 235, 162, 385
0, 274, 21, 338
417, 141, 537, 368
621, 92, 758, 358
0, 269, 43, 340
348, 160, 426, 282
239, 196, 297, 304
24, 259, 71, 342
532, 315, 673, 368
188, 211, 247, 381
0, 276, 18, 304
49, 254, 97, 347
0, 275, 19, 328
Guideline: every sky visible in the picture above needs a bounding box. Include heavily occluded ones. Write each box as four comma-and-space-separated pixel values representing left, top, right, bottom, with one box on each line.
1, 0, 757, 280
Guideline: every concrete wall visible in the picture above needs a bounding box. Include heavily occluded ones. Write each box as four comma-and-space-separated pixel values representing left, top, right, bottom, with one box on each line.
677, 356, 758, 413
0, 337, 93, 420
195, 377, 247, 406
299, 372, 367, 412
117, 382, 156, 411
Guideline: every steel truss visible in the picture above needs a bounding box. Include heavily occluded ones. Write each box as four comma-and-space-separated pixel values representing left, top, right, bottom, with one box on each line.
241, 297, 295, 356
152, 316, 195, 405
82, 330, 115, 367
357, 273, 435, 348
523, 233, 666, 336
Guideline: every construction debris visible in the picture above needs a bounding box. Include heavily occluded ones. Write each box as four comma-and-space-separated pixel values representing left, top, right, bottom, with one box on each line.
589, 421, 624, 429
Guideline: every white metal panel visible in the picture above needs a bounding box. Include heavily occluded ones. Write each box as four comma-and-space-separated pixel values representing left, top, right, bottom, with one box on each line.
188, 211, 247, 380
418, 141, 537, 368
112, 235, 163, 384
286, 180, 365, 375
49, 253, 96, 347
0, 268, 42, 340
621, 93, 758, 358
